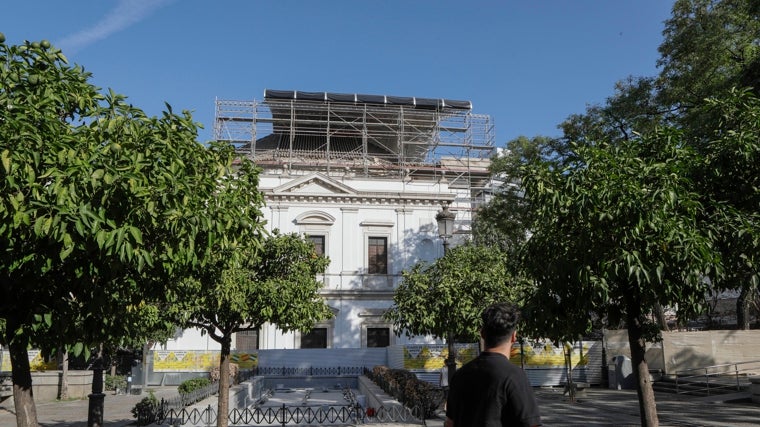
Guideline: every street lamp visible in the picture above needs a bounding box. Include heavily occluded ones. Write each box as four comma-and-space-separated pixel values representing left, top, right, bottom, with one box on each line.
436, 202, 456, 254
435, 202, 457, 387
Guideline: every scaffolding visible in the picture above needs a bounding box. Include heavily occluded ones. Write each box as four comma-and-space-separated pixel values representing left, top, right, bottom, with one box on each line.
213, 90, 495, 203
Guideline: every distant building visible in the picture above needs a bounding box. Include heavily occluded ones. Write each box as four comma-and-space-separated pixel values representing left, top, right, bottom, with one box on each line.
158, 89, 495, 351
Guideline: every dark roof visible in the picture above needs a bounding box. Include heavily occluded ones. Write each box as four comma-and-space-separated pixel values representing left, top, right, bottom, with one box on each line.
264, 89, 472, 111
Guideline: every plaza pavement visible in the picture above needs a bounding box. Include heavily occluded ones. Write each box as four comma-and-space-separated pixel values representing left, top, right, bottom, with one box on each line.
0, 385, 758, 426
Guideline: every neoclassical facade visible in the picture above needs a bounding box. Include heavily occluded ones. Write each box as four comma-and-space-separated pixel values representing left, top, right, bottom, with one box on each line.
159, 90, 495, 351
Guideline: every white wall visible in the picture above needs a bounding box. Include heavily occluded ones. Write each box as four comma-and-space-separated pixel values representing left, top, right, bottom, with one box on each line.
155, 328, 221, 351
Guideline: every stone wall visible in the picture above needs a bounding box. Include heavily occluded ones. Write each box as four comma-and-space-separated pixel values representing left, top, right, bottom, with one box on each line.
661, 330, 760, 374
605, 329, 760, 375
31, 371, 95, 402
357, 375, 403, 413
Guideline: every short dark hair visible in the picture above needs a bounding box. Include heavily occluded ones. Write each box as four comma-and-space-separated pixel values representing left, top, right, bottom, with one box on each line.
481, 302, 520, 349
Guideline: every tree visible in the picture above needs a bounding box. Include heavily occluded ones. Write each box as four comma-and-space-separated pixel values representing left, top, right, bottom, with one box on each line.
0, 36, 244, 426
657, 0, 760, 124
656, 0, 760, 324
473, 136, 567, 253
698, 89, 760, 329
178, 230, 333, 427
384, 242, 529, 384
519, 129, 718, 426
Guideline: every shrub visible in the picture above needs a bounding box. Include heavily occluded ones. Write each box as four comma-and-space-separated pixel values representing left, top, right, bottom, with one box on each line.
105, 374, 126, 392
367, 365, 444, 419
131, 391, 159, 426
209, 362, 239, 384
178, 377, 211, 395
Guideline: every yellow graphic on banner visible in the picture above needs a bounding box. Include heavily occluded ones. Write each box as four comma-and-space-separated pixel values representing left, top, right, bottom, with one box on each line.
509, 341, 591, 368
402, 344, 477, 370
399, 341, 592, 370
1, 350, 56, 372
153, 351, 258, 372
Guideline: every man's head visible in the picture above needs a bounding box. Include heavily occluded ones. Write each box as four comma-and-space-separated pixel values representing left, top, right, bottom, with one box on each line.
480, 302, 520, 349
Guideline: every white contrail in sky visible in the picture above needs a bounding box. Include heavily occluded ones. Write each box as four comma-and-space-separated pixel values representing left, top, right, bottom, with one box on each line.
56, 0, 174, 54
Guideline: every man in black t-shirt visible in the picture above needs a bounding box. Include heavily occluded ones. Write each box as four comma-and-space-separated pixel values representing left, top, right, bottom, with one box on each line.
445, 302, 541, 427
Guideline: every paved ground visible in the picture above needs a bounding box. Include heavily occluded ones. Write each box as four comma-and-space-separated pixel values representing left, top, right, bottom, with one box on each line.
1, 386, 758, 426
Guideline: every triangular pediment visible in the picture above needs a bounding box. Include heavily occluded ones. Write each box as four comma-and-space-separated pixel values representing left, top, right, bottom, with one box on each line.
271, 173, 358, 196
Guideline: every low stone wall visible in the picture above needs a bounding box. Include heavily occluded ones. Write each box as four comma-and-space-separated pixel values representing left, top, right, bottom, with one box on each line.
229, 377, 265, 409
32, 371, 95, 402
357, 375, 403, 413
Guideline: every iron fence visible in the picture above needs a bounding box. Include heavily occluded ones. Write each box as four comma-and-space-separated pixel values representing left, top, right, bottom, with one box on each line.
154, 403, 425, 425
252, 366, 366, 377
136, 367, 429, 425
133, 381, 219, 425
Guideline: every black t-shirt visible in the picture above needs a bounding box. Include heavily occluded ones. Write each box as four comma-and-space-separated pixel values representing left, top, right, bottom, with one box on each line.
446, 351, 541, 427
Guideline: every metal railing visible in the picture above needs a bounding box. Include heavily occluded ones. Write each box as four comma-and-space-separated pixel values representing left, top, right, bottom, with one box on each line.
135, 367, 429, 426
675, 360, 760, 396
149, 386, 425, 425
253, 366, 365, 377
161, 402, 365, 426
156, 402, 424, 425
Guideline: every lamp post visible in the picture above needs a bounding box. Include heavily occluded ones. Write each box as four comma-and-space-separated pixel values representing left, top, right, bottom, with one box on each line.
436, 202, 455, 255
436, 202, 457, 386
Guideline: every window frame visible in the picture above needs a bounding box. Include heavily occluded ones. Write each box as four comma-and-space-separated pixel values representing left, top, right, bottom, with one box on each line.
367, 236, 388, 274
366, 327, 391, 348
299, 327, 328, 349
307, 234, 326, 257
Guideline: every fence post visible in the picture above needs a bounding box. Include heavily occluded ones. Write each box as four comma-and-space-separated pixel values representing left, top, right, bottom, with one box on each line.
735, 363, 741, 391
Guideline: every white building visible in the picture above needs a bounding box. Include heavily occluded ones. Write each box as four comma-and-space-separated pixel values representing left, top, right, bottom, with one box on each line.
158, 89, 495, 352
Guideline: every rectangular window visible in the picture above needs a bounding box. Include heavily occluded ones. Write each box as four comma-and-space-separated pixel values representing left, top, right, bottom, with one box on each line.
235, 329, 259, 351
367, 327, 390, 348
367, 237, 387, 274
300, 327, 327, 348
307, 235, 325, 256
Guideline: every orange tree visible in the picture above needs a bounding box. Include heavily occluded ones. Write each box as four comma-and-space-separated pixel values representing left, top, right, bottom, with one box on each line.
176, 230, 333, 427
519, 129, 718, 426
384, 242, 528, 384
0, 34, 262, 426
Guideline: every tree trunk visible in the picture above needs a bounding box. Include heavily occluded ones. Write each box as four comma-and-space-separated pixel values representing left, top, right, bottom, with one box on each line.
737, 284, 756, 330
8, 334, 38, 427
60, 350, 69, 400
446, 332, 456, 386
88, 344, 105, 427
217, 336, 232, 427
564, 342, 576, 402
625, 292, 659, 427
652, 302, 670, 332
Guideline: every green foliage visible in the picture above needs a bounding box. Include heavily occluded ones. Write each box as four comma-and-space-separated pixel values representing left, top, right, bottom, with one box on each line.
520, 129, 718, 342
183, 230, 332, 342
104, 374, 126, 392
385, 242, 528, 343
0, 36, 266, 425
700, 89, 760, 292
178, 377, 211, 395
658, 0, 760, 119
180, 229, 332, 426
131, 391, 159, 426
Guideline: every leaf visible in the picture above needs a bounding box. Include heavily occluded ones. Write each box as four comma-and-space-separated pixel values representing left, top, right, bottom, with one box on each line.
1, 149, 10, 173
72, 342, 84, 357
43, 313, 52, 327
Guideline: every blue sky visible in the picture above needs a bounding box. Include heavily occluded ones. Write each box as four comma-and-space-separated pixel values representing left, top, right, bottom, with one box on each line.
2, 1, 674, 146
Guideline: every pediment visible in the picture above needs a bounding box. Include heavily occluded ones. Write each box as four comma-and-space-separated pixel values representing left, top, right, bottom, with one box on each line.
271, 173, 358, 196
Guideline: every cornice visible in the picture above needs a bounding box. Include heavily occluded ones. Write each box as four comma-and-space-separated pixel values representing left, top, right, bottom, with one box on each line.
319, 290, 395, 300
265, 193, 451, 206
261, 172, 456, 206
